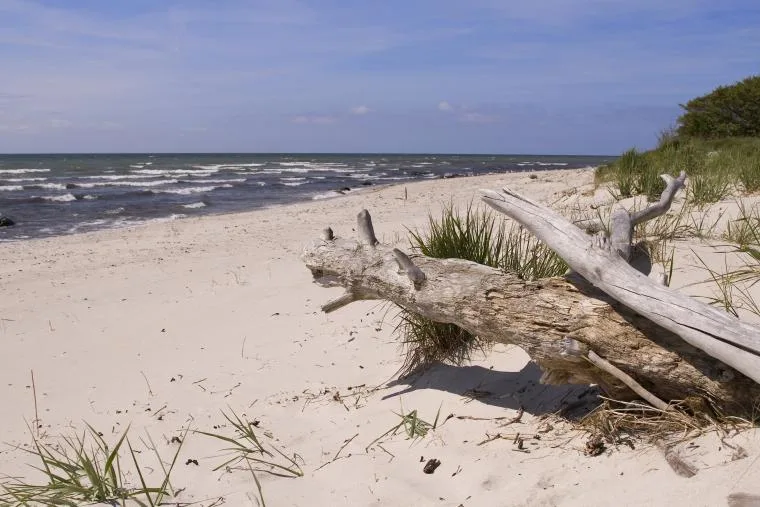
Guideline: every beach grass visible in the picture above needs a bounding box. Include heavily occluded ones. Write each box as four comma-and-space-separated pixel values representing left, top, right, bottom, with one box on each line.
397, 202, 566, 376
0, 423, 185, 507
597, 137, 760, 205
195, 409, 303, 477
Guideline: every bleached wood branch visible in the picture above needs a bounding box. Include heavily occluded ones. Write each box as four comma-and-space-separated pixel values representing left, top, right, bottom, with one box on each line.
481, 185, 760, 385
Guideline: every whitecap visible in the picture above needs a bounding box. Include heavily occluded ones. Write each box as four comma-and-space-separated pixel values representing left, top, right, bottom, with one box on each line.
82, 174, 162, 180
0, 168, 51, 174
182, 202, 206, 209
74, 179, 178, 189
29, 183, 67, 190
0, 185, 23, 191
155, 184, 232, 195
4, 177, 47, 182
42, 193, 77, 202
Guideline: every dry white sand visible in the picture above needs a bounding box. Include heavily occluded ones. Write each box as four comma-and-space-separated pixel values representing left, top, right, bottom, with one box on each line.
1, 168, 758, 506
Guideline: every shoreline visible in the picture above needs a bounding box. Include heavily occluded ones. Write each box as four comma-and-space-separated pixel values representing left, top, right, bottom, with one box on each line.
1, 166, 758, 506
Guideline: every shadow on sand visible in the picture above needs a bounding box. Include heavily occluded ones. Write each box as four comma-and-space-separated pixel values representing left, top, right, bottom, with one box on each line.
384, 361, 600, 419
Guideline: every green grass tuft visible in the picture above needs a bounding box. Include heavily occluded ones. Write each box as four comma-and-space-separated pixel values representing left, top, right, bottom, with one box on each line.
0, 423, 185, 507
397, 202, 567, 376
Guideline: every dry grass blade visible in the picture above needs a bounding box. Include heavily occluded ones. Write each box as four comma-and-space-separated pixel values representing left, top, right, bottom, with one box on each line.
195, 409, 303, 478
366, 404, 440, 452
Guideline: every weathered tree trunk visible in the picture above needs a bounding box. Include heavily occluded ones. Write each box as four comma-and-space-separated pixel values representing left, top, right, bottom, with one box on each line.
301, 178, 760, 416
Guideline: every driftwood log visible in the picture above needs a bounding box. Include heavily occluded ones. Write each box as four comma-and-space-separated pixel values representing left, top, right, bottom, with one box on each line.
302, 174, 760, 415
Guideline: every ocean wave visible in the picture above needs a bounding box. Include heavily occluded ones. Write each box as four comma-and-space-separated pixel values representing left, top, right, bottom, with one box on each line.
0, 185, 23, 191
0, 168, 51, 174
179, 178, 246, 184
132, 169, 218, 177
281, 177, 306, 182
71, 179, 179, 189
312, 190, 346, 200
4, 177, 47, 182
154, 184, 233, 195
182, 202, 206, 209
191, 163, 264, 171
282, 181, 306, 187
82, 174, 162, 180
27, 183, 67, 190
104, 207, 125, 215
42, 193, 78, 202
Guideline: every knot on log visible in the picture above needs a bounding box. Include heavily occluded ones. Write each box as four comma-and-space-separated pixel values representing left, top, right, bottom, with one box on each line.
392, 248, 426, 289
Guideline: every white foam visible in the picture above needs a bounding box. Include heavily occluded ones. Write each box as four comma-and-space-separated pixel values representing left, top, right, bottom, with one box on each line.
130, 164, 145, 169
104, 207, 125, 215
0, 168, 51, 174
312, 190, 347, 200
75, 179, 178, 188
30, 183, 67, 190
83, 194, 98, 200
82, 174, 162, 180
281, 177, 306, 182
155, 184, 232, 195
282, 181, 306, 187
42, 193, 77, 202
0, 185, 23, 191
187, 178, 245, 184
132, 169, 218, 177
182, 202, 206, 209
4, 177, 47, 182
192, 163, 264, 171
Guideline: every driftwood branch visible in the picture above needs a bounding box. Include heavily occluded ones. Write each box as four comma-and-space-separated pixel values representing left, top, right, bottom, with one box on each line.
303, 193, 760, 416
586, 351, 668, 411
481, 186, 760, 386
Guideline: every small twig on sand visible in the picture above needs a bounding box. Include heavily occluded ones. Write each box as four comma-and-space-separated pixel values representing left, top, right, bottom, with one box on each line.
140, 371, 154, 397
316, 433, 359, 471
31, 370, 40, 438
499, 407, 525, 427
241, 336, 247, 359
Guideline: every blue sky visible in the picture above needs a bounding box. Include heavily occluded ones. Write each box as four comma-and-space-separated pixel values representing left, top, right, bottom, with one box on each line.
0, 0, 758, 154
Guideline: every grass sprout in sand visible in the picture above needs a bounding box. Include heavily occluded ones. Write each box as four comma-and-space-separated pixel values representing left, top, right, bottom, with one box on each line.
195, 409, 303, 478
366, 404, 442, 452
0, 423, 185, 507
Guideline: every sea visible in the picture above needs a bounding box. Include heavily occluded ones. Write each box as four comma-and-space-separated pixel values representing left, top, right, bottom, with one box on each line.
0, 153, 611, 241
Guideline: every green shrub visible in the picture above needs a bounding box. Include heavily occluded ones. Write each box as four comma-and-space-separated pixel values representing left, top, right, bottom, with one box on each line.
677, 75, 760, 138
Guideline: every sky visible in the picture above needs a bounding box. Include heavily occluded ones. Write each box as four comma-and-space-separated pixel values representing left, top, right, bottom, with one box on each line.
0, 0, 758, 154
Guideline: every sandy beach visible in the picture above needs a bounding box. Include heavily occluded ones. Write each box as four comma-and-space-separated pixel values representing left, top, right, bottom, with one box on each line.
1, 168, 759, 506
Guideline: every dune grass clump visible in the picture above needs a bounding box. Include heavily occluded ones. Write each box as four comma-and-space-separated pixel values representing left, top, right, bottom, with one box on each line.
397, 202, 567, 376
0, 423, 184, 507
598, 137, 760, 206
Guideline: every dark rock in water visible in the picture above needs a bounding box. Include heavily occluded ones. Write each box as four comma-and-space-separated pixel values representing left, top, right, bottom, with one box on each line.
361, 181, 373, 186
0, 215, 15, 227
337, 187, 351, 194
443, 173, 463, 179
66, 183, 78, 189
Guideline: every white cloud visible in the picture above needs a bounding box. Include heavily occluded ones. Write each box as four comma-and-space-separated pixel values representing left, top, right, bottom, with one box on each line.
292, 115, 338, 125
438, 101, 453, 112
350, 105, 371, 115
